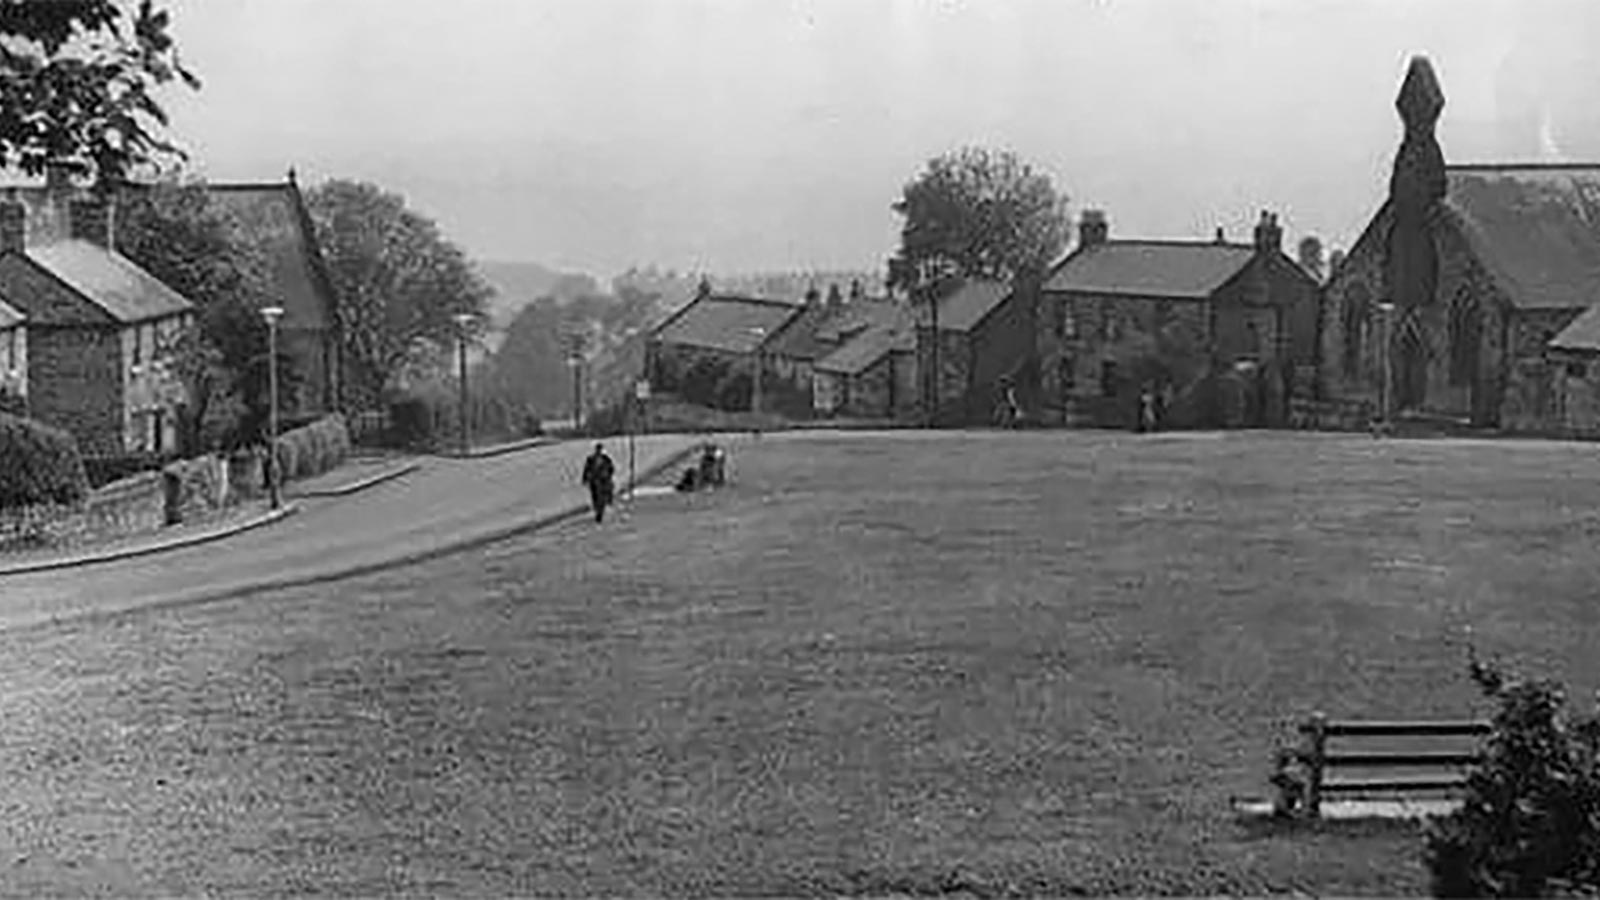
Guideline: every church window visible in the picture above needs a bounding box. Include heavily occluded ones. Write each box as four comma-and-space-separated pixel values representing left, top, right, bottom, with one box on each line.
1342, 283, 1370, 377
1449, 288, 1481, 386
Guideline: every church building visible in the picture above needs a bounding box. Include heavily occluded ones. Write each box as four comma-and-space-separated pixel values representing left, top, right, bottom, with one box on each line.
1319, 56, 1600, 435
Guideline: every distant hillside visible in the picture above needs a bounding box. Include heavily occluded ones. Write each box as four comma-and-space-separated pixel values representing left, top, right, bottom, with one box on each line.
476, 260, 603, 330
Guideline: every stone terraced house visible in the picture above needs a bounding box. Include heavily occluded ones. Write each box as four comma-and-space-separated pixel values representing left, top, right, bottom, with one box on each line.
0, 298, 24, 407
0, 174, 193, 456
646, 286, 805, 410
811, 294, 917, 420
916, 277, 1037, 426
1040, 208, 1320, 429
1320, 55, 1600, 436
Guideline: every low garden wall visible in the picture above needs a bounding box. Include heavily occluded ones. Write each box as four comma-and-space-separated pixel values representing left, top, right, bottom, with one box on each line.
0, 469, 167, 553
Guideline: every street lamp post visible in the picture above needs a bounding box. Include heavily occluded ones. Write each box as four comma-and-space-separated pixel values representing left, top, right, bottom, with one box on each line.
260, 305, 285, 509
565, 332, 586, 434
630, 379, 650, 502
453, 312, 474, 456
1377, 301, 1396, 435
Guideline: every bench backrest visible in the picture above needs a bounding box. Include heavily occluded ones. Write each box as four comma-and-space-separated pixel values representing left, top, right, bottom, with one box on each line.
1295, 714, 1490, 815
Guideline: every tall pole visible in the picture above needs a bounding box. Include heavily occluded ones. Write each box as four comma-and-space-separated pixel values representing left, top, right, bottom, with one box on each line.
454, 313, 473, 456
628, 393, 636, 502
262, 305, 284, 510
457, 328, 469, 456
571, 359, 582, 433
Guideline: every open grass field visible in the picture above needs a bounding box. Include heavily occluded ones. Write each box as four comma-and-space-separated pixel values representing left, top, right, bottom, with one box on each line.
3, 430, 1600, 895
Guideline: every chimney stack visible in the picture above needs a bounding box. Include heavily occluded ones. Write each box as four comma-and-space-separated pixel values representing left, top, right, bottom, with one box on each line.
0, 194, 23, 254
68, 194, 113, 248
1253, 211, 1282, 254
1078, 209, 1108, 248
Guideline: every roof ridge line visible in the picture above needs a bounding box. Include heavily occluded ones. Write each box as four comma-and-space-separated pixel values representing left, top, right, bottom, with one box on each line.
1102, 238, 1258, 249
1448, 162, 1600, 172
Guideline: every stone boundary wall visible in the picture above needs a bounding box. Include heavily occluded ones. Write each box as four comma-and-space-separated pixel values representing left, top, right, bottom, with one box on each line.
0, 469, 166, 553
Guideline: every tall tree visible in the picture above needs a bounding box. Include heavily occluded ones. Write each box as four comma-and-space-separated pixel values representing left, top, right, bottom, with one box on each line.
303, 179, 494, 409
0, 1, 198, 182
116, 180, 294, 449
1297, 235, 1326, 283
886, 146, 1070, 297
887, 146, 1068, 423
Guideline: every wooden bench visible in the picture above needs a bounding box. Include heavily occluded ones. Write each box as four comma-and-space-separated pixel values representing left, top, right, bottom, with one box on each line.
1270, 712, 1490, 819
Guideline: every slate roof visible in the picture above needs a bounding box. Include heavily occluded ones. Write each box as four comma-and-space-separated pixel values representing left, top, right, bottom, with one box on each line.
815, 298, 907, 343
25, 240, 191, 323
0, 299, 21, 329
933, 279, 1012, 332
1444, 164, 1600, 311
1045, 240, 1258, 299
816, 321, 915, 375
651, 294, 803, 354
207, 181, 337, 332
766, 304, 834, 361
1551, 306, 1600, 352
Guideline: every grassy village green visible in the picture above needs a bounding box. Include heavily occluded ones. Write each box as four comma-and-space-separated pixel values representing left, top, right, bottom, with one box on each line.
2, 430, 1599, 895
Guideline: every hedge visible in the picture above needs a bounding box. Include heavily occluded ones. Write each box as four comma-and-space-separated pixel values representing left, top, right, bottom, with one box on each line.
271, 413, 351, 483
0, 413, 89, 508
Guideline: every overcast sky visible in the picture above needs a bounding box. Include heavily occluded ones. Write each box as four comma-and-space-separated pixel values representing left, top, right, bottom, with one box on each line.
161, 0, 1600, 277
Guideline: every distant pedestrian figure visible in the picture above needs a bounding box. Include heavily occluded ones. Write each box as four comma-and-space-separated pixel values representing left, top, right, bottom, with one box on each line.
581, 443, 616, 523
1139, 386, 1157, 433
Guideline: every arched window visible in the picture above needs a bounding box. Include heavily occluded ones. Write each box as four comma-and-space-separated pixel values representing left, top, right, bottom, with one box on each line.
1449, 288, 1481, 386
1342, 283, 1371, 377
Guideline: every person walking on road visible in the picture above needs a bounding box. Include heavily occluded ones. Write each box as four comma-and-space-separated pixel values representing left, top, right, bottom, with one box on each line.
581, 443, 616, 524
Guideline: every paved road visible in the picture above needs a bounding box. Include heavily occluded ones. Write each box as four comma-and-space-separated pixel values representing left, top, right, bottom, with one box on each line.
0, 434, 709, 633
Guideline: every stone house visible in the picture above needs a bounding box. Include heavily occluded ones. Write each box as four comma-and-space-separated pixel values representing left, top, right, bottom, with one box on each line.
0, 299, 24, 407
646, 287, 803, 410
916, 278, 1038, 425
1040, 209, 1320, 428
1319, 55, 1600, 435
758, 287, 839, 415
205, 173, 342, 420
812, 297, 917, 419
0, 180, 193, 456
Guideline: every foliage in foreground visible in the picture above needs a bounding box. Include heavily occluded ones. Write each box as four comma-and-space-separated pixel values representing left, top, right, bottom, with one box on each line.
1424, 655, 1600, 898
0, 412, 88, 508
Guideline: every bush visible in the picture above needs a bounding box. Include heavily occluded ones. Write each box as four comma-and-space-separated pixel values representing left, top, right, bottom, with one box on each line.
388, 393, 434, 448
1422, 655, 1600, 898
0, 413, 89, 507
270, 413, 351, 483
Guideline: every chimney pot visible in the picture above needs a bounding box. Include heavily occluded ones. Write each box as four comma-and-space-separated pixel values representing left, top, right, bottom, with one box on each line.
1253, 210, 1283, 254
1078, 209, 1109, 248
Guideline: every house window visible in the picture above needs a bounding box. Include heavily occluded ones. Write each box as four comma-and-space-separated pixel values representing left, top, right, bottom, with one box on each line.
1100, 360, 1118, 397
1568, 361, 1588, 379
132, 324, 144, 368
1099, 299, 1111, 342
2, 328, 11, 372
1058, 300, 1077, 339
1058, 355, 1075, 396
